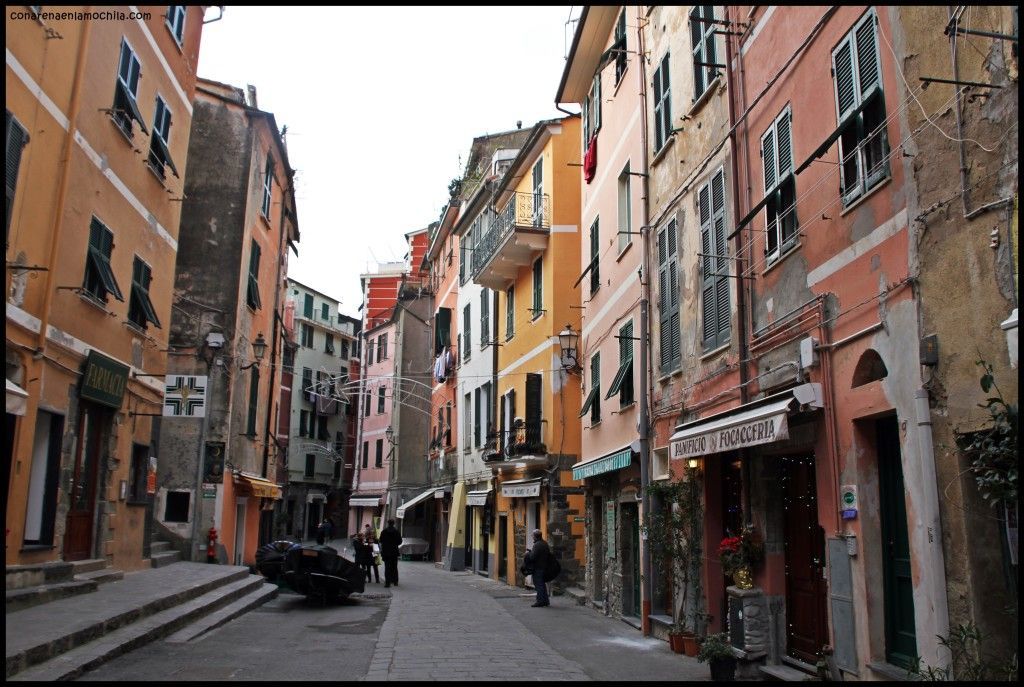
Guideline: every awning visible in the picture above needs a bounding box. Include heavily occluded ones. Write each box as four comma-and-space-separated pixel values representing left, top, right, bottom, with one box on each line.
234, 472, 282, 499
501, 478, 543, 498
6, 379, 29, 416
670, 396, 798, 459
350, 496, 382, 507
572, 447, 633, 481
466, 490, 492, 506
396, 488, 439, 519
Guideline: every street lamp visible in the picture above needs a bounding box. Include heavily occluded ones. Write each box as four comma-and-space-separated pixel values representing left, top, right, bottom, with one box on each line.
240, 333, 268, 370
558, 324, 581, 373
385, 425, 395, 445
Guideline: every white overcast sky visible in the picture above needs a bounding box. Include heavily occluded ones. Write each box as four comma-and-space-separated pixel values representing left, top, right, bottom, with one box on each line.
196, 6, 580, 314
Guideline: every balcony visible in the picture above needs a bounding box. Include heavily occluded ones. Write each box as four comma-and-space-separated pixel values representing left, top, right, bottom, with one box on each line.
471, 192, 551, 290
483, 419, 548, 465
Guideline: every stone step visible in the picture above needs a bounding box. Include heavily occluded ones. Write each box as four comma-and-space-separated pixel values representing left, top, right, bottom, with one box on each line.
5, 579, 98, 614
5, 561, 74, 591
6, 562, 250, 678
74, 568, 125, 586
150, 551, 181, 568
9, 574, 271, 681
760, 664, 820, 681
149, 541, 171, 554
563, 586, 587, 606
69, 559, 108, 576
164, 582, 278, 644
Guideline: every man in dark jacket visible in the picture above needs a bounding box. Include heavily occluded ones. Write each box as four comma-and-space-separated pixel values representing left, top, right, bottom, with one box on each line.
379, 519, 403, 587
528, 529, 551, 607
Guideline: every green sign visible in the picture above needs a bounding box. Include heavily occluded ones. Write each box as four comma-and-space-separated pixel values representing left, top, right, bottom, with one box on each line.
573, 448, 632, 481
80, 350, 129, 409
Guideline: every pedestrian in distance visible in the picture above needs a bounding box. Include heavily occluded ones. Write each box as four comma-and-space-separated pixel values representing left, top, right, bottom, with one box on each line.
379, 519, 403, 587
527, 529, 552, 607
367, 532, 381, 583
316, 518, 332, 546
353, 533, 375, 583
363, 523, 373, 542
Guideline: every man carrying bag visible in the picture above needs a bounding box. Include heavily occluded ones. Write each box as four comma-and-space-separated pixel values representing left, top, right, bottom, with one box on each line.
526, 529, 560, 607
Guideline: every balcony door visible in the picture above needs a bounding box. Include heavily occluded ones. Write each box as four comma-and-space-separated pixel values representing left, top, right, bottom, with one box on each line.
531, 159, 543, 226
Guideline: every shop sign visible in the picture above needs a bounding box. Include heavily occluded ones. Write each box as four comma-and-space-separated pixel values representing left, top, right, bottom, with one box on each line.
163, 375, 208, 417
80, 350, 129, 409
201, 482, 217, 499
501, 480, 541, 498
672, 412, 790, 458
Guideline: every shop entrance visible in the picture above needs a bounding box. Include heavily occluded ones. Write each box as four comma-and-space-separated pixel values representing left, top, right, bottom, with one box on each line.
621, 501, 641, 618
878, 416, 917, 668
592, 495, 605, 600
498, 514, 508, 580
781, 455, 828, 664
464, 505, 474, 568
64, 404, 105, 561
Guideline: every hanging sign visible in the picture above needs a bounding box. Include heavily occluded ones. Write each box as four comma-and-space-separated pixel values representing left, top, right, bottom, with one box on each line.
80, 350, 129, 409
163, 375, 208, 417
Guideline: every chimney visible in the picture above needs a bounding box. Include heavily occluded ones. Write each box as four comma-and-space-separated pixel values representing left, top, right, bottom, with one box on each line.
246, 84, 258, 109
516, 120, 522, 129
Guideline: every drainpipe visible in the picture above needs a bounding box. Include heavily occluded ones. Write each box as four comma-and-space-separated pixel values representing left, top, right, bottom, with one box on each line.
636, 7, 654, 638
262, 172, 290, 480
35, 13, 92, 356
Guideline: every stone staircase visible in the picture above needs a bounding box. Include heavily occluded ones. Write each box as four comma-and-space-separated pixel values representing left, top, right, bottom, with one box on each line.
148, 540, 181, 568
5, 562, 277, 681
71, 558, 125, 586
6, 561, 98, 613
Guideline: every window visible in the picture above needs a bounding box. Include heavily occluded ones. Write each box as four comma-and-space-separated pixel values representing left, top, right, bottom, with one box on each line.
434, 307, 451, 354
525, 373, 542, 444
147, 95, 177, 179
325, 333, 335, 355
303, 293, 313, 318
480, 289, 489, 347
613, 9, 628, 84
362, 441, 368, 469
304, 454, 316, 479
333, 452, 342, 481
341, 339, 350, 359
113, 39, 146, 137
505, 286, 515, 340
300, 322, 313, 348
690, 6, 718, 100
658, 219, 680, 373
580, 352, 601, 423
606, 320, 634, 406
7, 111, 28, 241
83, 217, 124, 303
128, 256, 161, 329
531, 159, 544, 227
302, 367, 313, 398
375, 439, 383, 468
532, 257, 543, 319
833, 9, 889, 205
618, 165, 632, 252
481, 382, 493, 442
321, 303, 329, 320
699, 168, 730, 350
589, 219, 601, 295
164, 491, 190, 523
652, 53, 672, 153
246, 239, 262, 309
463, 304, 472, 360
377, 386, 385, 414
246, 367, 259, 435
377, 333, 387, 362
317, 413, 330, 440
474, 387, 482, 447
128, 443, 149, 504
261, 156, 274, 219
299, 409, 310, 437
582, 74, 602, 143
762, 106, 798, 263
445, 403, 452, 447
366, 339, 374, 364
165, 5, 186, 45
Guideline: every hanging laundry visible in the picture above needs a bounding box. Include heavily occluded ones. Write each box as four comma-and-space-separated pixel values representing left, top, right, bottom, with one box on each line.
584, 135, 598, 184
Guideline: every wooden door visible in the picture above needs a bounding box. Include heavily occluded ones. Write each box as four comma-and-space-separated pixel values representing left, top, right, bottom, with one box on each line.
498, 515, 508, 580
64, 405, 102, 561
621, 503, 640, 617
782, 455, 828, 664
878, 417, 917, 668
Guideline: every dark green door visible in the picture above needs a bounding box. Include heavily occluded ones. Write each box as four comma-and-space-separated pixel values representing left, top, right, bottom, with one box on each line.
878, 416, 917, 668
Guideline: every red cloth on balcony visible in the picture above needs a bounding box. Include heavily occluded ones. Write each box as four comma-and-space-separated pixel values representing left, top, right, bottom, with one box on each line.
583, 135, 597, 184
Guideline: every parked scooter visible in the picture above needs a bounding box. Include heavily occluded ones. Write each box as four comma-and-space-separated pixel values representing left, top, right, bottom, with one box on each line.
255, 540, 365, 603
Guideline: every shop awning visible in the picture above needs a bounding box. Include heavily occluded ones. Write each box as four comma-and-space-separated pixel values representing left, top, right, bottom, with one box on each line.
571, 447, 633, 481
6, 379, 29, 416
501, 478, 543, 498
670, 396, 798, 459
234, 472, 282, 499
350, 496, 382, 507
466, 490, 492, 506
396, 488, 439, 519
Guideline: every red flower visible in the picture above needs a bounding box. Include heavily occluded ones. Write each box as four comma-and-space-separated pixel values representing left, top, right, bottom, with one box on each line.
718, 536, 741, 555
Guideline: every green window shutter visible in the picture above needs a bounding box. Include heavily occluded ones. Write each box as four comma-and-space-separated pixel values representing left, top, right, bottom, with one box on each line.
832, 36, 857, 121
463, 304, 471, 359
699, 182, 716, 349
855, 12, 881, 99
589, 218, 600, 294
246, 367, 259, 435
606, 322, 634, 400
532, 259, 542, 315
525, 373, 542, 436
658, 219, 680, 372
593, 74, 602, 133
761, 127, 776, 193
435, 307, 451, 354
505, 287, 514, 339
129, 256, 160, 328
474, 387, 481, 446
6, 111, 28, 239
580, 352, 601, 419
247, 240, 262, 309
480, 289, 489, 345
776, 109, 792, 177
711, 170, 730, 348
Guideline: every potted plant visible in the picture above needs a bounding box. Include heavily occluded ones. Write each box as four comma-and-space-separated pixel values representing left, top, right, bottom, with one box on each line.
718, 525, 764, 589
697, 632, 737, 681
645, 466, 704, 656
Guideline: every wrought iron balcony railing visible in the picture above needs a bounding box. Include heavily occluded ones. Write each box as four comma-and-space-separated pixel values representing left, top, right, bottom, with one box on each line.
471, 192, 550, 278
483, 419, 547, 462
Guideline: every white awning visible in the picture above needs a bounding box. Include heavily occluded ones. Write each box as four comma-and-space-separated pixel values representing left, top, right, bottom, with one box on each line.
500, 478, 543, 498
6, 379, 28, 416
396, 488, 438, 519
670, 396, 797, 459
466, 490, 492, 506
350, 496, 382, 507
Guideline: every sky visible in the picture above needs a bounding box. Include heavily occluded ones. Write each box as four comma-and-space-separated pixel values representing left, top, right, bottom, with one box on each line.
197, 6, 580, 315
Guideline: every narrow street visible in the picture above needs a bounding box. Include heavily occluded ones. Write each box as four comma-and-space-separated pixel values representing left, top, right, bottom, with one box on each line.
78, 559, 707, 681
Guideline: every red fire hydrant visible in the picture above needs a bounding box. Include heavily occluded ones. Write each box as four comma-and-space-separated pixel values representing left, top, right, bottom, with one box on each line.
207, 525, 218, 563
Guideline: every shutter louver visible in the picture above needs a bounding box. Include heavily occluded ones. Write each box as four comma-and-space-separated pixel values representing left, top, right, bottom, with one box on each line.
855, 15, 880, 98
702, 282, 716, 345
762, 128, 776, 192
776, 111, 792, 176
833, 39, 857, 120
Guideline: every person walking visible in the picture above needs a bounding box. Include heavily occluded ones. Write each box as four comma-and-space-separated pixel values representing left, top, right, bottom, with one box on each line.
527, 529, 551, 607
367, 532, 382, 583
379, 519, 403, 587
353, 533, 375, 583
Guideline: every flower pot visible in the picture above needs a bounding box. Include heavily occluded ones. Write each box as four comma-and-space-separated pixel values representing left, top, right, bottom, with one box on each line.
709, 656, 737, 681
668, 632, 686, 654
682, 633, 700, 657
732, 566, 754, 589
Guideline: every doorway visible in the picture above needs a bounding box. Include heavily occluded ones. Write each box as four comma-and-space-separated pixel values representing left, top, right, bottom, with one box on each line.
592, 495, 605, 602
64, 404, 105, 561
877, 416, 917, 668
498, 514, 508, 581
621, 501, 641, 618
782, 455, 828, 664
465, 505, 474, 568
234, 499, 247, 565
480, 509, 490, 573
